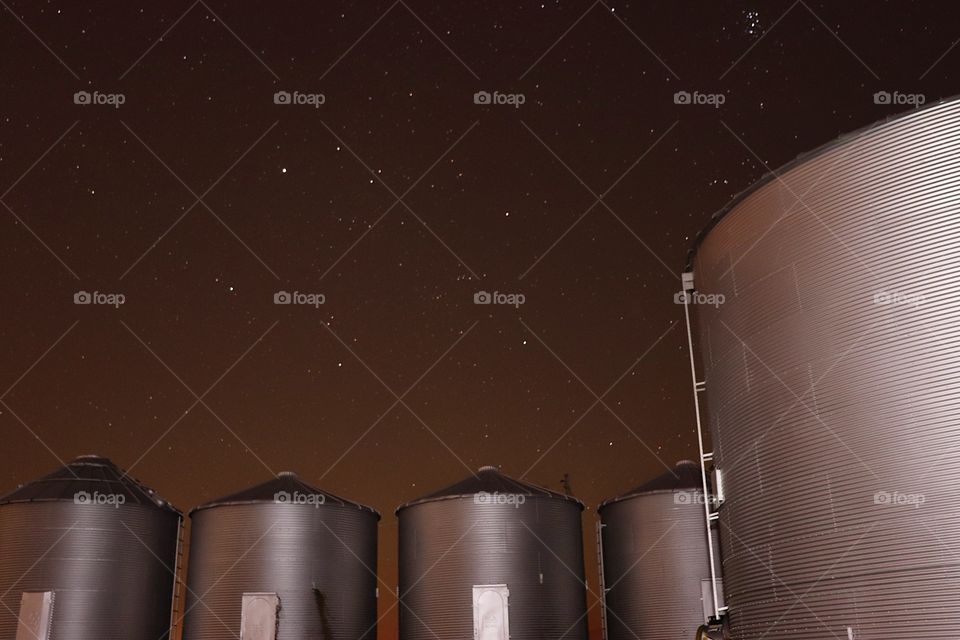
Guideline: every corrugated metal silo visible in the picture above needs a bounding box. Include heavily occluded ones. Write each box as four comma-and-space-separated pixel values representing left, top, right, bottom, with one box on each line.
397, 465, 588, 640
686, 97, 960, 638
182, 471, 379, 640
0, 455, 182, 640
598, 460, 717, 640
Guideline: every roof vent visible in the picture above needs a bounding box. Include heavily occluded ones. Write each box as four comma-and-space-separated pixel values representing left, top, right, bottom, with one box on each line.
278, 471, 297, 478
477, 465, 499, 473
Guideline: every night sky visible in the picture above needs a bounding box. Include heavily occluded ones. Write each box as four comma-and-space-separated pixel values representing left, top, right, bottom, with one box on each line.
2, 2, 959, 638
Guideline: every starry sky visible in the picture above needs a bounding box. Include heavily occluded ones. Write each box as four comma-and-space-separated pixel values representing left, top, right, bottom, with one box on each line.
1, 2, 959, 638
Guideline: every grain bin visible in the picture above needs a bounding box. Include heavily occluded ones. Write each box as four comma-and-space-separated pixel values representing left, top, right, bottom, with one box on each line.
0, 455, 182, 640
598, 460, 719, 640
182, 471, 379, 640
685, 97, 960, 638
397, 465, 588, 640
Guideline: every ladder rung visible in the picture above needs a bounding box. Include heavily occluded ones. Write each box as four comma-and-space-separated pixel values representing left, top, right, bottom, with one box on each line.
701, 452, 714, 462
708, 512, 720, 522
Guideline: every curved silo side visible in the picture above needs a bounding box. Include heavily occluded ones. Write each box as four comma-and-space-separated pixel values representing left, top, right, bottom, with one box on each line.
182, 471, 379, 640
397, 465, 588, 640
687, 97, 960, 639
0, 455, 182, 640
599, 461, 718, 640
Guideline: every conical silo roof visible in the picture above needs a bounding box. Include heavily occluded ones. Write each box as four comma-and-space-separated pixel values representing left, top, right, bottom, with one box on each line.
598, 460, 704, 511
0, 454, 180, 514
396, 464, 583, 513
190, 471, 380, 518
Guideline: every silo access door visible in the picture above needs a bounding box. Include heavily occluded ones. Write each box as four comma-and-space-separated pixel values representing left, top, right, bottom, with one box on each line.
240, 592, 280, 640
473, 584, 510, 640
15, 591, 53, 640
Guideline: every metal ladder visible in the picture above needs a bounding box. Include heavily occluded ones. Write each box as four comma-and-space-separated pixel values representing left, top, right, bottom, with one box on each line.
596, 520, 609, 640
681, 271, 728, 622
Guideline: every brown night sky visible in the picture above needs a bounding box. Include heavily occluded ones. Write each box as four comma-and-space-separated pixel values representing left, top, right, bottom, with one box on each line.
2, 1, 959, 638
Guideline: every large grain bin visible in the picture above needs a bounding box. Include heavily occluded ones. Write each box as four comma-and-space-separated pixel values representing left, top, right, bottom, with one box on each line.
182, 471, 379, 640
598, 460, 717, 640
397, 465, 588, 640
686, 97, 960, 639
0, 455, 182, 640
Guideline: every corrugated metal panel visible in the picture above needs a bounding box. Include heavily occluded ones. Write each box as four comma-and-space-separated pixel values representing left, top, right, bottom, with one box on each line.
690, 98, 960, 638
398, 470, 588, 640
0, 456, 181, 640
0, 503, 180, 639
599, 463, 716, 640
182, 488, 379, 640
